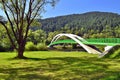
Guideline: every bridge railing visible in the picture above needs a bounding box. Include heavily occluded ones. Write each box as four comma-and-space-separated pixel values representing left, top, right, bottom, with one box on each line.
86, 38, 120, 43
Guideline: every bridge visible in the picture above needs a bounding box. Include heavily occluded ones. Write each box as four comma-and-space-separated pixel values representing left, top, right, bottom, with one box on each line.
48, 33, 120, 57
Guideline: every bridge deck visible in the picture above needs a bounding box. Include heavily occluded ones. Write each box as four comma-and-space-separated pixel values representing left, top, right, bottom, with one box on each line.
49, 38, 120, 46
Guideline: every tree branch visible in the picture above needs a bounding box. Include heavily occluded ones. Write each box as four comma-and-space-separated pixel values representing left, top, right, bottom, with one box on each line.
4, 2, 19, 32
0, 22, 17, 50
30, 0, 45, 24
2, 0, 18, 42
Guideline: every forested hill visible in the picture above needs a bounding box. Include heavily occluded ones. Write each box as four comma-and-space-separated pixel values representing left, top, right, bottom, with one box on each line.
38, 11, 120, 38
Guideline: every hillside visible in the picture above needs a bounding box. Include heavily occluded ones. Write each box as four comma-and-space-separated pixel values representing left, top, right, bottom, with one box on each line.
37, 12, 120, 38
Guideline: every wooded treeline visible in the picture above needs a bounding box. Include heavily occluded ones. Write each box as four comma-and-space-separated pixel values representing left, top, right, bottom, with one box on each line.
0, 11, 120, 51
38, 11, 120, 38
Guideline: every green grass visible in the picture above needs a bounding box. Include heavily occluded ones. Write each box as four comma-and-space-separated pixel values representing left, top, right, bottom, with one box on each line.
0, 51, 120, 80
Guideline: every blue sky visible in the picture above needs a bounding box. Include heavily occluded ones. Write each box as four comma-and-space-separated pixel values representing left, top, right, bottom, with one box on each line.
42, 0, 120, 18
0, 0, 120, 19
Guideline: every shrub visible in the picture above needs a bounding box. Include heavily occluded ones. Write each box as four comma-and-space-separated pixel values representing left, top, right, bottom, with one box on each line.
110, 49, 120, 58
0, 45, 6, 52
37, 43, 48, 51
25, 42, 37, 51
103, 46, 120, 58
0, 44, 12, 52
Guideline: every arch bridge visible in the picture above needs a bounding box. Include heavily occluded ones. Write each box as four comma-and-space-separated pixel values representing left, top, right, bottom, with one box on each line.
48, 33, 120, 57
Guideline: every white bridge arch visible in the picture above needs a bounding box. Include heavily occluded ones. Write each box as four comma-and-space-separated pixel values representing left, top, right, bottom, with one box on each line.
48, 33, 115, 57
48, 33, 102, 54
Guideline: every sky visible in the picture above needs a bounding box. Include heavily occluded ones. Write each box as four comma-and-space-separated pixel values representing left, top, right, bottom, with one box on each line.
42, 0, 120, 18
0, 0, 120, 19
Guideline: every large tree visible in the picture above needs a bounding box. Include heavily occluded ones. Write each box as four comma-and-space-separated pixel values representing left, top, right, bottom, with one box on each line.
0, 0, 58, 58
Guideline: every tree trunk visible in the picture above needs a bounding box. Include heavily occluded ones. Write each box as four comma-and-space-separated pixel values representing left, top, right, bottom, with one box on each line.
16, 43, 27, 59
17, 50, 24, 58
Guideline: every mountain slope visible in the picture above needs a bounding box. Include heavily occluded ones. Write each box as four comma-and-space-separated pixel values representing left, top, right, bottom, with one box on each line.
38, 11, 120, 38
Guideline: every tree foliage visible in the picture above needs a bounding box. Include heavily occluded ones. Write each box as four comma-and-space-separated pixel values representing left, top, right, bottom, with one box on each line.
0, 0, 58, 58
38, 12, 120, 38
28, 29, 46, 44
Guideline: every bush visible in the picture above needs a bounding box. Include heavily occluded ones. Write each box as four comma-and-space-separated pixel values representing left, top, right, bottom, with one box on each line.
25, 42, 37, 51
37, 43, 48, 51
103, 46, 120, 58
109, 49, 120, 58
0, 45, 6, 52
0, 44, 12, 52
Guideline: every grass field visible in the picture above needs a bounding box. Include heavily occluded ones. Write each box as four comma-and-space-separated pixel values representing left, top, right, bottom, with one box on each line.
0, 51, 120, 80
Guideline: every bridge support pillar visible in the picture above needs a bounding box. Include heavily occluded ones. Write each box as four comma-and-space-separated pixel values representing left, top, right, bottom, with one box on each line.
99, 46, 114, 57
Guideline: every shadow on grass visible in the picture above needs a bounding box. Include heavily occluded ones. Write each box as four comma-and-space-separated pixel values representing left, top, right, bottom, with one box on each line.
1, 56, 120, 80
0, 67, 52, 80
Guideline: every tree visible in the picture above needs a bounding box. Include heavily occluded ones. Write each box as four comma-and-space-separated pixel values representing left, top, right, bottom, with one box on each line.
0, 0, 58, 58
46, 31, 60, 44
28, 29, 46, 44
0, 24, 12, 51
